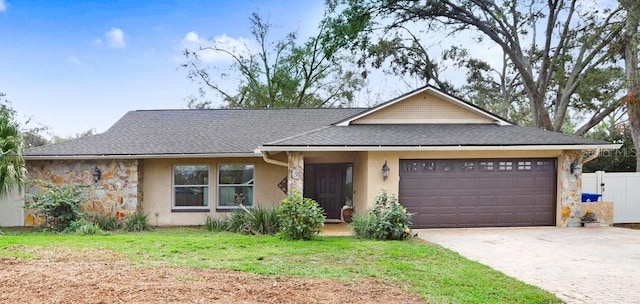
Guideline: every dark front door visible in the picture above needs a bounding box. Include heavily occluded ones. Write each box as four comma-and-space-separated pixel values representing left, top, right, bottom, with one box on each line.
304, 164, 352, 220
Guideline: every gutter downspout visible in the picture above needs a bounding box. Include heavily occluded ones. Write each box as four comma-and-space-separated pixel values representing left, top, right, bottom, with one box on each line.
261, 151, 288, 167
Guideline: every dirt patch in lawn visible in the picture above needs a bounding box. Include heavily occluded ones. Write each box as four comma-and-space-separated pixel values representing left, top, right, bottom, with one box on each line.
0, 246, 423, 304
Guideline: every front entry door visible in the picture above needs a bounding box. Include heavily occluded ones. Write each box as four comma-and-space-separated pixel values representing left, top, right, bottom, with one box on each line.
304, 164, 352, 220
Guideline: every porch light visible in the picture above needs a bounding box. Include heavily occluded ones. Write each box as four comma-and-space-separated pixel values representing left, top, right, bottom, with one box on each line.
382, 161, 390, 181
92, 166, 101, 183
570, 161, 582, 177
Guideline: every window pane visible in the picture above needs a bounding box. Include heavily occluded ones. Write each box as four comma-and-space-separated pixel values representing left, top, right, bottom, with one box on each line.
480, 161, 494, 171
498, 161, 513, 171
219, 164, 254, 184
344, 166, 353, 205
218, 186, 254, 207
174, 187, 208, 207
175, 165, 208, 185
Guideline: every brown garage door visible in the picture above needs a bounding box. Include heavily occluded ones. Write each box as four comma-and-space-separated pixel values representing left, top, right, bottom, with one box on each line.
399, 159, 556, 228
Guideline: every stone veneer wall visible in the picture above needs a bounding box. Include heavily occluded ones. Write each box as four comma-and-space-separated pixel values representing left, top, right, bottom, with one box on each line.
579, 202, 614, 225
559, 150, 583, 227
26, 159, 140, 222
287, 152, 304, 194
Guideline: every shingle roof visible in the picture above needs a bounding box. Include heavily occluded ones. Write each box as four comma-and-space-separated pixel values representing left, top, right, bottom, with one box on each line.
25, 108, 366, 157
263, 124, 610, 147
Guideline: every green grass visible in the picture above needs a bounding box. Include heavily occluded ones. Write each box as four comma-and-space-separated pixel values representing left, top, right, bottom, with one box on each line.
0, 227, 560, 303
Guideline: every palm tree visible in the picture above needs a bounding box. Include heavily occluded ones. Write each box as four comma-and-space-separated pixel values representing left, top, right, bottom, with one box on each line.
0, 110, 25, 205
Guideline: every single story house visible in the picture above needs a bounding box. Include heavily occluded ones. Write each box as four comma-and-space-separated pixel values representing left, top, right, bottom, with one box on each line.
22, 86, 620, 228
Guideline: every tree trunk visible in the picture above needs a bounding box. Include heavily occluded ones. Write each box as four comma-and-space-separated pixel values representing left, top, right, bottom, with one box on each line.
621, 0, 640, 171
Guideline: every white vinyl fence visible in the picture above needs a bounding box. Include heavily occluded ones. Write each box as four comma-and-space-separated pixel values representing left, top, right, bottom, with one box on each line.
582, 171, 640, 223
0, 187, 24, 227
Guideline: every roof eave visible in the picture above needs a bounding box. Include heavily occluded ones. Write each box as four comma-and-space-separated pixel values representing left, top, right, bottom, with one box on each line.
258, 144, 622, 152
24, 152, 261, 160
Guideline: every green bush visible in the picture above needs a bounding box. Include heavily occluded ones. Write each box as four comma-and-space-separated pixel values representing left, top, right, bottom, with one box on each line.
86, 213, 123, 231
246, 205, 280, 235
123, 212, 152, 232
29, 182, 86, 231
64, 219, 104, 235
277, 191, 325, 240
225, 206, 280, 235
351, 191, 413, 240
204, 215, 230, 232
351, 212, 377, 237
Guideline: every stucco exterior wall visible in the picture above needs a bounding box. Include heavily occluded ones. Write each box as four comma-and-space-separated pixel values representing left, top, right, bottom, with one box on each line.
0, 187, 24, 227
353, 152, 369, 214
25, 159, 140, 225
141, 157, 288, 226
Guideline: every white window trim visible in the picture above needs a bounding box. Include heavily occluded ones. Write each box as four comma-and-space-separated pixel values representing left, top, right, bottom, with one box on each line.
172, 164, 210, 210
217, 163, 255, 209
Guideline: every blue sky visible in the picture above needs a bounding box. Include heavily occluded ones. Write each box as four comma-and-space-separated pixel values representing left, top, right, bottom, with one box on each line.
0, 0, 341, 137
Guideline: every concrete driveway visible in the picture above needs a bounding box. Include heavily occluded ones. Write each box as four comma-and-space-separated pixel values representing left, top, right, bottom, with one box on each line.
416, 227, 640, 304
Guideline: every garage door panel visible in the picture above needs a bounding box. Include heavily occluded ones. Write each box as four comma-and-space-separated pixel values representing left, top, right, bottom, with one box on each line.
477, 178, 499, 188
458, 178, 478, 189
458, 214, 478, 225
516, 177, 534, 187
400, 158, 556, 228
439, 179, 459, 189
497, 177, 516, 187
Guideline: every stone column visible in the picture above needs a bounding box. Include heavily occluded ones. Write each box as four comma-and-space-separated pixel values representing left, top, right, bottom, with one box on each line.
558, 150, 583, 227
287, 152, 304, 195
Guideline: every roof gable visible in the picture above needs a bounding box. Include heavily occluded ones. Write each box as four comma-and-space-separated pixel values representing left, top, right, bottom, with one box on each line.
337, 86, 511, 126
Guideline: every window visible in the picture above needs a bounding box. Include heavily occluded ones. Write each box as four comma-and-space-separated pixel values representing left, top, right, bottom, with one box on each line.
498, 161, 513, 171
173, 165, 209, 209
403, 162, 418, 172
518, 161, 532, 170
422, 162, 436, 171
218, 164, 254, 208
537, 160, 552, 171
480, 161, 494, 171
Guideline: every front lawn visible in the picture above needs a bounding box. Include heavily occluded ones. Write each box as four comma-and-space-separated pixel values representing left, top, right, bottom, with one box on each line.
0, 228, 560, 303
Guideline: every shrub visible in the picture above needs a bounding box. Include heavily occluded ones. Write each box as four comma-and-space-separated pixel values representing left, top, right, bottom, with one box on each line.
277, 191, 325, 240
226, 210, 252, 233
351, 212, 377, 238
123, 212, 152, 232
29, 182, 86, 231
64, 219, 104, 235
225, 206, 280, 235
204, 215, 230, 232
352, 191, 413, 240
246, 205, 280, 235
86, 213, 123, 231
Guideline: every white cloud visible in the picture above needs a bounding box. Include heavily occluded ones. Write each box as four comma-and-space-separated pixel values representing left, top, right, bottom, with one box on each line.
180, 31, 255, 63
106, 27, 126, 48
93, 38, 103, 46
0, 0, 7, 12
67, 56, 81, 65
